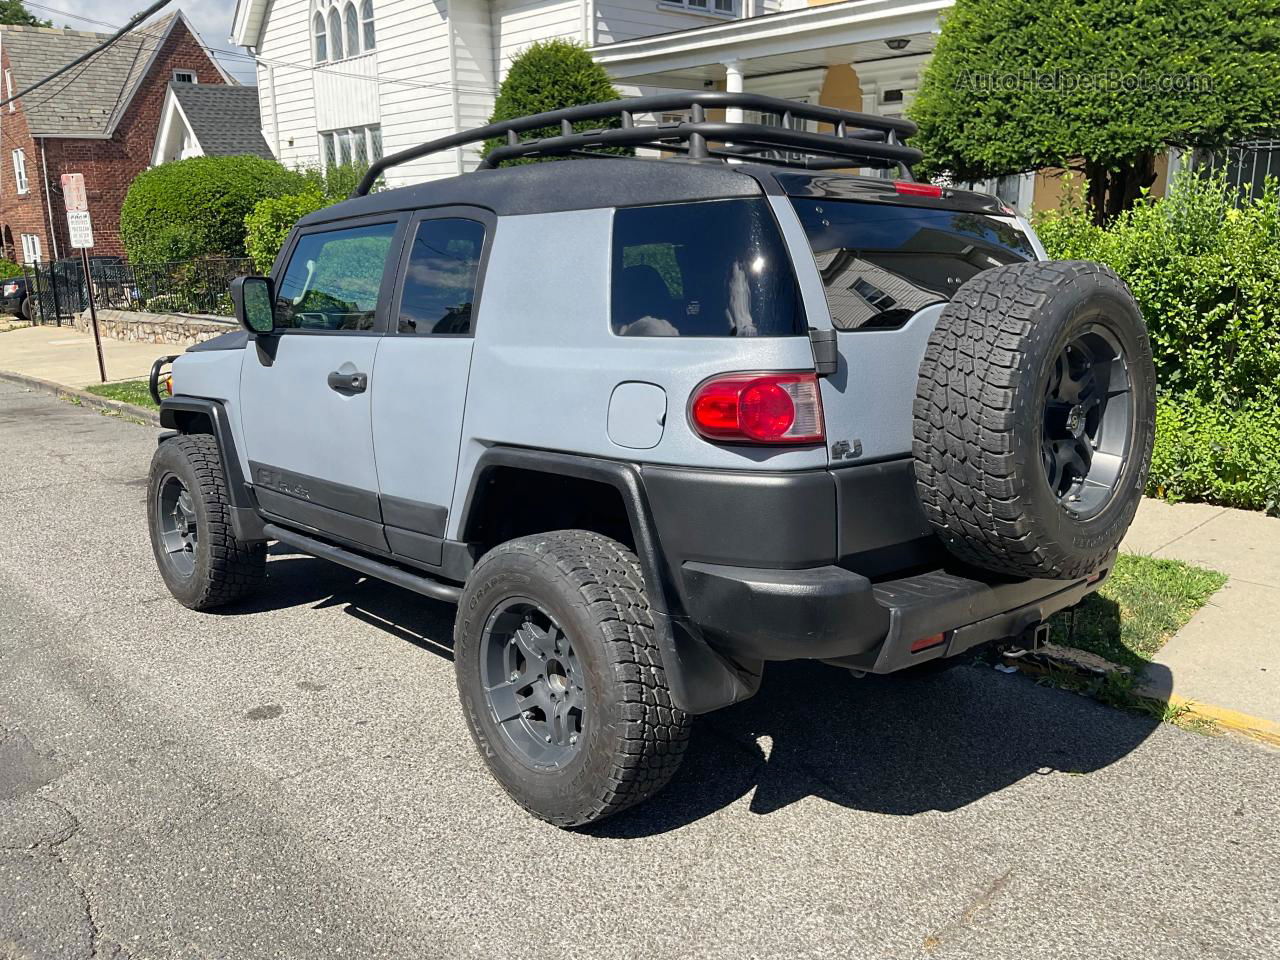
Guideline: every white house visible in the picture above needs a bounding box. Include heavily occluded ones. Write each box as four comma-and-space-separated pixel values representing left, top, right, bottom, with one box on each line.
226, 0, 1094, 211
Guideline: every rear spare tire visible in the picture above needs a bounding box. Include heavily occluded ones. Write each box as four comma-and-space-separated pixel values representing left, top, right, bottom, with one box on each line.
913, 260, 1155, 581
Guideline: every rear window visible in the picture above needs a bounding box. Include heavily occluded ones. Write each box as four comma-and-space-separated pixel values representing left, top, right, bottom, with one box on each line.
611, 198, 804, 337
790, 197, 1035, 330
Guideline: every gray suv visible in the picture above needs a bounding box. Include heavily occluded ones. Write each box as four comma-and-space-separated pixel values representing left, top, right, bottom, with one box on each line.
146, 94, 1156, 827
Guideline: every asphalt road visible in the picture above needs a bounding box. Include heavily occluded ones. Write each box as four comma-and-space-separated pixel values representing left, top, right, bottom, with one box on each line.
1, 380, 1277, 960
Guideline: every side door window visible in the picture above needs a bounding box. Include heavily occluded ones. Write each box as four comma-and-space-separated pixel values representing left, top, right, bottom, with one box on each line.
396, 217, 487, 336
275, 221, 398, 332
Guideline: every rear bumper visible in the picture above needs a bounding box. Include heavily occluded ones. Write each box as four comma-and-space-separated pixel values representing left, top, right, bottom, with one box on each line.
681, 555, 1112, 673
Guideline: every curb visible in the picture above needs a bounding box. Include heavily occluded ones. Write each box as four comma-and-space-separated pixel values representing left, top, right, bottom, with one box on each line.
0, 369, 161, 426
1161, 695, 1280, 749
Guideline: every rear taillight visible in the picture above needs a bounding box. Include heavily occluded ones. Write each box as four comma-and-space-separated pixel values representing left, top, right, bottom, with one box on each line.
690, 372, 824, 445
3, 282, 17, 295
893, 181, 943, 198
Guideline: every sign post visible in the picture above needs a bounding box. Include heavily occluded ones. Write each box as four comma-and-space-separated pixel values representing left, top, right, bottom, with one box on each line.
62, 173, 106, 383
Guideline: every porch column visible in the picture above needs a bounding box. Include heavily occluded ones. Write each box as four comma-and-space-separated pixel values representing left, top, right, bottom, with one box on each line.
724, 60, 744, 123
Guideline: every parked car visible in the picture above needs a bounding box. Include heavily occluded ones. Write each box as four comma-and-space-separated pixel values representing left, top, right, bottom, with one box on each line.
1, 274, 31, 321
144, 94, 1157, 828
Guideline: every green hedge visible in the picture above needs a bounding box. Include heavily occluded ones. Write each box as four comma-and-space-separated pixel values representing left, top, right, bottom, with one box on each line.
121, 155, 307, 264
0, 258, 23, 278
1036, 174, 1280, 515
243, 164, 369, 273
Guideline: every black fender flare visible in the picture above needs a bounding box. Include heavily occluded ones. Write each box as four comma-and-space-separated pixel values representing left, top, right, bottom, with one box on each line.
158, 396, 265, 542
457, 447, 761, 714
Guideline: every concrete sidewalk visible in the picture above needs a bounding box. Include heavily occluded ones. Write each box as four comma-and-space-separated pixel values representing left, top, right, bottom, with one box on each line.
1122, 500, 1280, 730
0, 323, 176, 388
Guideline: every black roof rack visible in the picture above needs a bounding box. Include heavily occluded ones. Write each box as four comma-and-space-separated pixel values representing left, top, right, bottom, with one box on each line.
353, 92, 921, 197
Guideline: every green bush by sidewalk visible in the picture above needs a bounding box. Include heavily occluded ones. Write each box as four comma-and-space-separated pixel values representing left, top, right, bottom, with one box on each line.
243, 164, 372, 273
121, 156, 308, 264
1035, 173, 1280, 516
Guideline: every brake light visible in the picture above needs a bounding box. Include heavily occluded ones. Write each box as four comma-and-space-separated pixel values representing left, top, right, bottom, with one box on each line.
910, 632, 948, 653
690, 372, 824, 445
893, 181, 943, 198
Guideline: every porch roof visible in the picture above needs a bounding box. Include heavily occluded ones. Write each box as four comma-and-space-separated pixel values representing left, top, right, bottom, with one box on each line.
590, 0, 949, 88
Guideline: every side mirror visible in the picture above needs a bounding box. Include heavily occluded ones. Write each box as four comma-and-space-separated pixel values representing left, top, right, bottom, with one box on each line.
231, 275, 276, 335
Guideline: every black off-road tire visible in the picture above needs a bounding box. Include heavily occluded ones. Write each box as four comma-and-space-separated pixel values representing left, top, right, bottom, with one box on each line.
147, 434, 266, 610
454, 530, 691, 828
913, 260, 1156, 581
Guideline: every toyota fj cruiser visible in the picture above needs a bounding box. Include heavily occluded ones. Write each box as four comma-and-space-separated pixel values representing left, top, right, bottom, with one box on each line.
146, 93, 1156, 827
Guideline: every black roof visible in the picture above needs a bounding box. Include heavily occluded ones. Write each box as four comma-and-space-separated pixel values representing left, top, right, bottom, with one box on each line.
299, 157, 1009, 225
171, 83, 273, 159
299, 157, 764, 224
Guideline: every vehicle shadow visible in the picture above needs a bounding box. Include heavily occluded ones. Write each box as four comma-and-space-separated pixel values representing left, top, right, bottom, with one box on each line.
592, 654, 1172, 838
219, 551, 1170, 837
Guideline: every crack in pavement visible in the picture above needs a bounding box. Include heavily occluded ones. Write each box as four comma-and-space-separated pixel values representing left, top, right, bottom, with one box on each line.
921, 867, 1014, 954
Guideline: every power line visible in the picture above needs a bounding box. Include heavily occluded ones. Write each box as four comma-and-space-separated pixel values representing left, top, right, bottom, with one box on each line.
20, 0, 498, 96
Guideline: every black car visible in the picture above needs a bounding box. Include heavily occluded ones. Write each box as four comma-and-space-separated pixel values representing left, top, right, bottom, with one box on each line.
0, 274, 30, 321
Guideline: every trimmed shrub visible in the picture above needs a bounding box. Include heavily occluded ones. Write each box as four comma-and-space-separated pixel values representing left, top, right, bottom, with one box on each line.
1150, 393, 1280, 515
482, 39, 630, 164
1034, 173, 1280, 404
121, 155, 307, 264
243, 163, 371, 273
0, 258, 23, 278
244, 190, 329, 273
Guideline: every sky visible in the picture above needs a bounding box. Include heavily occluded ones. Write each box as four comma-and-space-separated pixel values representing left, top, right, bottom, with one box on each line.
26, 0, 256, 82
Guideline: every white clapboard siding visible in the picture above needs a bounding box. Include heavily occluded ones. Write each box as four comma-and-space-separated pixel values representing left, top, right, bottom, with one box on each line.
256, 0, 320, 171
494, 0, 583, 79
450, 0, 498, 173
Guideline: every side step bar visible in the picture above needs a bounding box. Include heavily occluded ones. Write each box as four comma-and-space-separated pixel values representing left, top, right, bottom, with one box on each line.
264, 523, 462, 604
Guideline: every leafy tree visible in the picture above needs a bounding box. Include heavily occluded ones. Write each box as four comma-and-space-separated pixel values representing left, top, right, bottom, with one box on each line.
0, 1, 51, 26
910, 0, 1280, 223
482, 39, 630, 165
120, 155, 306, 263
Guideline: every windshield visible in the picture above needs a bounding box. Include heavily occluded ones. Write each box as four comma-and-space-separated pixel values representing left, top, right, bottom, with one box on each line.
790, 197, 1035, 330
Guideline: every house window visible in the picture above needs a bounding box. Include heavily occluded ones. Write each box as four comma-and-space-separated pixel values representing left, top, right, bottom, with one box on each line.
12, 150, 28, 195
313, 11, 328, 62
320, 125, 383, 170
661, 0, 736, 15
4, 70, 13, 112
361, 0, 376, 51
172, 70, 197, 83
328, 8, 344, 59
315, 0, 374, 61
20, 233, 41, 264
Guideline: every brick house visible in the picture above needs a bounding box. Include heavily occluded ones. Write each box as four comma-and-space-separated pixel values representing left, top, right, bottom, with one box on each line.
0, 13, 231, 263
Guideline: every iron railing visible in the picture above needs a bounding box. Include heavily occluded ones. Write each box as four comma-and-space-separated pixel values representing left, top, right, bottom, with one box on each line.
23, 256, 253, 324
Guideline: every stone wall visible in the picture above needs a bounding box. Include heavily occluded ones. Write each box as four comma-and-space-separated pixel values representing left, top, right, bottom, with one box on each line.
72, 309, 236, 345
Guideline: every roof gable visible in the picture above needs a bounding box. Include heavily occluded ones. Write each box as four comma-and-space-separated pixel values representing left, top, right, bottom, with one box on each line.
0, 13, 224, 139
171, 82, 273, 158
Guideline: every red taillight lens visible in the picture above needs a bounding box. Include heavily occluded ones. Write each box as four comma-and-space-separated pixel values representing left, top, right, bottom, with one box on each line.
893, 181, 943, 198
690, 372, 824, 445
910, 632, 948, 653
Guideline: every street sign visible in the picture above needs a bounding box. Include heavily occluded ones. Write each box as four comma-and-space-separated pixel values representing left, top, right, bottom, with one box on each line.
67, 210, 94, 249
61, 172, 87, 212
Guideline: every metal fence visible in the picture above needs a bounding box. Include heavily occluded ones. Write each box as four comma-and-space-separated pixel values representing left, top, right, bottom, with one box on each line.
23, 256, 253, 325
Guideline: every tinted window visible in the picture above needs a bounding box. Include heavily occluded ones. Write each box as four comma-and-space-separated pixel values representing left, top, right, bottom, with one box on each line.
790, 198, 1035, 330
611, 198, 804, 337
397, 218, 486, 335
275, 221, 396, 331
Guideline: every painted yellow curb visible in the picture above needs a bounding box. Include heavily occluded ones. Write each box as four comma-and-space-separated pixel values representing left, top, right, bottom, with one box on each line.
1166, 695, 1280, 748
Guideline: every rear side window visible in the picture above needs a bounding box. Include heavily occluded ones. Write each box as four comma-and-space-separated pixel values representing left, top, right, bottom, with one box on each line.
275, 221, 397, 331
790, 198, 1035, 330
611, 198, 804, 337
397, 217, 486, 335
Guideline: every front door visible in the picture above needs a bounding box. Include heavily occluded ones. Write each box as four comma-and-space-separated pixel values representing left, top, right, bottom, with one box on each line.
371, 209, 491, 567
240, 216, 404, 551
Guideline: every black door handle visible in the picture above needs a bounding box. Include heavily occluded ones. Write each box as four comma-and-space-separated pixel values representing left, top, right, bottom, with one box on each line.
327, 370, 368, 395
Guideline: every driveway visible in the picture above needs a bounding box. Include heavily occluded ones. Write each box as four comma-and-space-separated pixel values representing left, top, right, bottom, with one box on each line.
1, 381, 1276, 960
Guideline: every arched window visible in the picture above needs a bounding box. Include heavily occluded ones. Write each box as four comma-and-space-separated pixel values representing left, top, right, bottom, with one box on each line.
328, 8, 343, 59
343, 2, 360, 56
360, 0, 375, 51
313, 11, 327, 62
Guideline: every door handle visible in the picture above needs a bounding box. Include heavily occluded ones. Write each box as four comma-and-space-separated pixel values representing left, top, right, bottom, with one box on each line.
327, 370, 368, 395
